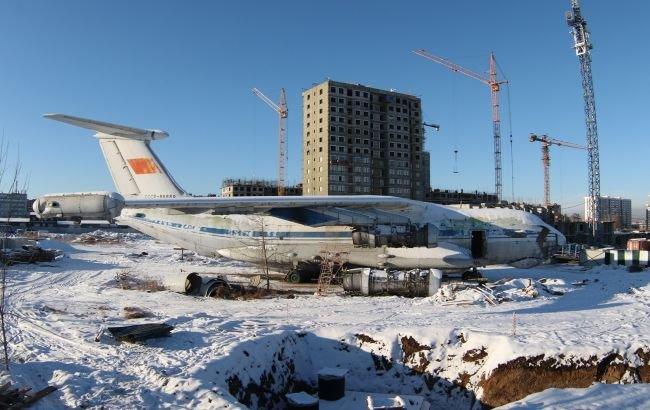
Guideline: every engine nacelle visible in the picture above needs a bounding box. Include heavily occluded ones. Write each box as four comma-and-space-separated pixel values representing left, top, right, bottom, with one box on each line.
33, 191, 125, 221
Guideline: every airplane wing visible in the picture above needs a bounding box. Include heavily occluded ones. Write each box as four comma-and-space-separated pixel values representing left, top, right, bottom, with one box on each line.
124, 195, 424, 227
43, 114, 169, 141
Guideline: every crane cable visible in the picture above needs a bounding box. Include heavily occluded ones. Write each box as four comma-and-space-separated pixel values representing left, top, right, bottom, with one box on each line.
451, 75, 460, 174
505, 83, 514, 203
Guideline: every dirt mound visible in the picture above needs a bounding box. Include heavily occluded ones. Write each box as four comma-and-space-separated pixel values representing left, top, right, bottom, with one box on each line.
480, 350, 650, 408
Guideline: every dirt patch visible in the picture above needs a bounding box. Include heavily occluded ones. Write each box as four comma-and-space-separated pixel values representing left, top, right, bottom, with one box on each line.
457, 372, 471, 388
401, 336, 432, 374
209, 283, 296, 300
636, 348, 650, 382
463, 347, 488, 363
479, 352, 650, 408
115, 270, 165, 292
401, 336, 431, 360
42, 305, 66, 314
355, 333, 378, 346
636, 347, 650, 364
123, 306, 152, 319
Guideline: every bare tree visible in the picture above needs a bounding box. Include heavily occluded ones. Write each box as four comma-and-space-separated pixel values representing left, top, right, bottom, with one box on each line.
246, 215, 274, 291
233, 215, 276, 292
0, 142, 26, 371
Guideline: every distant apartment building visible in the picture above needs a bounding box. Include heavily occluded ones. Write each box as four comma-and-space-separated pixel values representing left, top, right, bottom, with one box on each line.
426, 188, 498, 205
585, 196, 632, 229
302, 80, 430, 200
220, 179, 302, 197
0, 192, 28, 218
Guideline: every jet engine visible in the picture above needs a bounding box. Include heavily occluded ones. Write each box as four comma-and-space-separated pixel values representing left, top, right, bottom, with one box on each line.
33, 191, 125, 221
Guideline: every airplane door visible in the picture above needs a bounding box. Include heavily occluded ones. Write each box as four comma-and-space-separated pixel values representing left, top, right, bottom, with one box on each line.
426, 223, 438, 248
471, 230, 487, 258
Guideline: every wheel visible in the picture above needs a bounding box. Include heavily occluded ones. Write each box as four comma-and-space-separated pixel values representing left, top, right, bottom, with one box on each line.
286, 271, 301, 283
462, 269, 482, 281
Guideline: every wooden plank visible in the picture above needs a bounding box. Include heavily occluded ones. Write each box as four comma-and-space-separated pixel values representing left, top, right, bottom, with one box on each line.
8, 385, 57, 410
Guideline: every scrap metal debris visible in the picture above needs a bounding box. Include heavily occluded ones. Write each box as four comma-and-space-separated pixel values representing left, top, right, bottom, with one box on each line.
0, 380, 57, 409
0, 238, 59, 265
163, 271, 294, 300
107, 323, 174, 343
71, 230, 130, 244
432, 277, 572, 306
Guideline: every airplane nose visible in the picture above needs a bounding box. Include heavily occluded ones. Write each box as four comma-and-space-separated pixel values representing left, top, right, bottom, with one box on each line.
32, 198, 42, 216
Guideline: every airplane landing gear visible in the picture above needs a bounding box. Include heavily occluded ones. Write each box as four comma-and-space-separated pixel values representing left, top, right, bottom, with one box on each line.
462, 267, 483, 281
286, 270, 302, 284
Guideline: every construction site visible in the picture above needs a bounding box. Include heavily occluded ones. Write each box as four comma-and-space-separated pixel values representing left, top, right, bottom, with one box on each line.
0, 0, 648, 409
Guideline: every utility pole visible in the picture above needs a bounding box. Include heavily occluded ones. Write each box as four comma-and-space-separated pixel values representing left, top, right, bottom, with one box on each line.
566, 0, 601, 238
413, 49, 507, 201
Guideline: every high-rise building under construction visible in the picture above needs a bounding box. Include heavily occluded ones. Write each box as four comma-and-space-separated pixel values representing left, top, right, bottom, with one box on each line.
302, 80, 430, 200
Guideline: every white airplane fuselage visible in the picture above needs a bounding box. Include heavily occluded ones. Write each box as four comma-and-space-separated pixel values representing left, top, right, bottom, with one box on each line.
37, 113, 566, 277
118, 202, 563, 273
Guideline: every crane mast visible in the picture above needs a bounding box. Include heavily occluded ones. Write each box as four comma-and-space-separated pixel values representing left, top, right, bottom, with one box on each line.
566, 0, 601, 238
489, 53, 502, 203
252, 87, 288, 196
529, 134, 586, 207
413, 49, 507, 201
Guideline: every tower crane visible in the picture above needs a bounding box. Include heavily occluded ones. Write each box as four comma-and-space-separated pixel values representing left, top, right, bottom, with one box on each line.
252, 87, 288, 196
413, 49, 507, 201
566, 0, 601, 237
529, 134, 586, 207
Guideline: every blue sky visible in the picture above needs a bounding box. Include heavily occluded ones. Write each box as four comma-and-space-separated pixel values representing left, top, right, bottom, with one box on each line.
0, 1, 648, 216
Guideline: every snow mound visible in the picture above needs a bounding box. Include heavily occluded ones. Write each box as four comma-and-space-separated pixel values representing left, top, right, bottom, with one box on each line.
497, 382, 650, 409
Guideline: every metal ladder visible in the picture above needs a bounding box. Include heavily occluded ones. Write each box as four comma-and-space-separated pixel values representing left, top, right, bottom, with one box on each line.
316, 251, 341, 296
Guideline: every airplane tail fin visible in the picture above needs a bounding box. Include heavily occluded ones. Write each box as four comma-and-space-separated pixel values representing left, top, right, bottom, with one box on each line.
44, 114, 186, 198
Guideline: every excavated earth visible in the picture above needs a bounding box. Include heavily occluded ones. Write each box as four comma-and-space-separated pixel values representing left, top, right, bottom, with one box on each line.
222, 331, 650, 409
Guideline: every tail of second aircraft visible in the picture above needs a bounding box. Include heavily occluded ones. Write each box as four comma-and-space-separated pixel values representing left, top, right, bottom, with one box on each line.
44, 114, 186, 198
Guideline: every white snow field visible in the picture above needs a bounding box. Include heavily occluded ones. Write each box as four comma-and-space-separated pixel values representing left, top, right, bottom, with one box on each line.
497, 382, 650, 409
4, 232, 650, 409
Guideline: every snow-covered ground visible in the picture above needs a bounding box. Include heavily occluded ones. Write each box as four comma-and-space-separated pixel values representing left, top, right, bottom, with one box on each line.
4, 232, 650, 409
498, 382, 650, 409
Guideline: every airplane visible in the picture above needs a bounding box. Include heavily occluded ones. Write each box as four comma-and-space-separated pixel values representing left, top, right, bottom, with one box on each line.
33, 114, 566, 283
